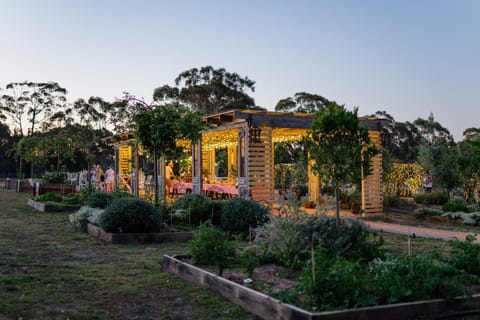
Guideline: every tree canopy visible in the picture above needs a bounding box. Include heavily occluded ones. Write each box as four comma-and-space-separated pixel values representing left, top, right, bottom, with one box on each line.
153, 66, 257, 114
275, 92, 331, 113
306, 102, 378, 223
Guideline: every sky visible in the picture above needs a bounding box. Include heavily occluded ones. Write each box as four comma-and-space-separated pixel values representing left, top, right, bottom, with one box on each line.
0, 0, 479, 141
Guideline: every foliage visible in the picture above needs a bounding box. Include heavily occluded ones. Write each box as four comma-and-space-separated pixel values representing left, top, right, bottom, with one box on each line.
255, 209, 383, 269
62, 193, 83, 205
383, 195, 408, 207
154, 66, 257, 114
0, 81, 68, 137
188, 223, 237, 276
368, 253, 475, 306
33, 192, 63, 203
383, 163, 424, 197
449, 236, 480, 276
71, 205, 105, 232
98, 198, 162, 233
85, 191, 114, 209
305, 102, 379, 222
220, 197, 269, 238
413, 192, 449, 205
297, 249, 374, 310
41, 170, 67, 183
274, 92, 331, 113
442, 197, 468, 213
171, 193, 220, 226
441, 212, 480, 226
423, 207, 445, 216
291, 250, 476, 311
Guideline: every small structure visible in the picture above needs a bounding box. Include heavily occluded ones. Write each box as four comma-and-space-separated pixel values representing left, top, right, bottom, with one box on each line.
109, 110, 387, 214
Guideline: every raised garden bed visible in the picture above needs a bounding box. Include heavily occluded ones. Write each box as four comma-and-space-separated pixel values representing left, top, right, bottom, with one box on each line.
162, 254, 480, 320
87, 223, 193, 244
27, 199, 81, 213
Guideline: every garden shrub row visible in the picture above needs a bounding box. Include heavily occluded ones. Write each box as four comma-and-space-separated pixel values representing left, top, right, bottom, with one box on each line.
187, 206, 480, 312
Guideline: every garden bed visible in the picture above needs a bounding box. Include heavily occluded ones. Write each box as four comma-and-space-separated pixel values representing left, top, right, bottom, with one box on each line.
87, 223, 193, 244
27, 199, 81, 213
162, 254, 480, 320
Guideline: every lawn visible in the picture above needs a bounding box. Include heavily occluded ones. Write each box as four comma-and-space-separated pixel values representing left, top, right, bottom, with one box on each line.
0, 190, 257, 320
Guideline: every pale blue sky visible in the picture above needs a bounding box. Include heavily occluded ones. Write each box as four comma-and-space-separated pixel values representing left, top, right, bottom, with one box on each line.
1, 0, 479, 141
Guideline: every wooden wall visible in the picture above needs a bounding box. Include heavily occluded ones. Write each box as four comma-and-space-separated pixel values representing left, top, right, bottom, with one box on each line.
362, 131, 383, 214
248, 126, 274, 201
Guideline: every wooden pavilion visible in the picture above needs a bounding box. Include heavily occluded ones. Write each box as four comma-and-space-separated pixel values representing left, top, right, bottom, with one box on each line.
111, 109, 387, 214
191, 109, 386, 214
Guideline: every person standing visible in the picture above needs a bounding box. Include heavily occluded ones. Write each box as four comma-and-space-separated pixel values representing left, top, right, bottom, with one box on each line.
105, 165, 115, 192
423, 170, 433, 193
165, 161, 175, 194
96, 164, 105, 190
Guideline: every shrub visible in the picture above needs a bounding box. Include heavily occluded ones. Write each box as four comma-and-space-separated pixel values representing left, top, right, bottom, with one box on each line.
98, 198, 162, 233
220, 197, 269, 238
423, 207, 445, 216
62, 193, 83, 205
297, 249, 374, 311
85, 191, 114, 209
33, 191, 63, 203
383, 195, 408, 207
256, 210, 383, 269
71, 206, 105, 232
171, 193, 219, 225
442, 197, 468, 213
369, 253, 475, 305
449, 236, 480, 276
188, 223, 237, 276
413, 192, 448, 205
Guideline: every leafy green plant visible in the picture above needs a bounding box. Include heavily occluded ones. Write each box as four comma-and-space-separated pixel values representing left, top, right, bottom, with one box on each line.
383, 195, 408, 207
98, 198, 162, 233
62, 193, 83, 205
188, 223, 237, 276
85, 191, 114, 209
255, 210, 383, 270
220, 197, 269, 238
449, 236, 480, 276
33, 192, 63, 203
442, 197, 468, 212
71, 206, 105, 232
171, 193, 220, 226
413, 192, 448, 205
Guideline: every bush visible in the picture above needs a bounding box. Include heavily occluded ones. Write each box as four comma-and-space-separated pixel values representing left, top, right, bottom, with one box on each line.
293, 251, 476, 311
62, 193, 83, 205
71, 206, 105, 232
171, 193, 220, 225
256, 210, 383, 269
449, 236, 480, 277
383, 195, 408, 207
98, 198, 162, 233
442, 197, 468, 213
85, 191, 114, 209
413, 192, 448, 205
220, 197, 269, 238
188, 223, 237, 276
33, 191, 62, 203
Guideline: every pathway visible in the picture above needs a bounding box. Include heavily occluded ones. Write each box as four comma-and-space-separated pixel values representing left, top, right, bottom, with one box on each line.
361, 219, 480, 243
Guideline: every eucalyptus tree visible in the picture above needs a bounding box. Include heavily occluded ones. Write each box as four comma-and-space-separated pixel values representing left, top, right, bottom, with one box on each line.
0, 82, 67, 137
73, 97, 110, 184
306, 102, 378, 225
275, 92, 331, 113
153, 66, 256, 114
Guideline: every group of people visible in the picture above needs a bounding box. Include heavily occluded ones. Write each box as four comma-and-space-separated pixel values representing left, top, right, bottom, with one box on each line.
90, 164, 115, 192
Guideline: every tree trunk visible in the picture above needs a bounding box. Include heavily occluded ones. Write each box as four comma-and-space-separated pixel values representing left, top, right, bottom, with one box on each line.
334, 186, 340, 228
153, 148, 159, 205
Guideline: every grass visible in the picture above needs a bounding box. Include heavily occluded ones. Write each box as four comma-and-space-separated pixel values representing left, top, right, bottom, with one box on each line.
0, 190, 257, 320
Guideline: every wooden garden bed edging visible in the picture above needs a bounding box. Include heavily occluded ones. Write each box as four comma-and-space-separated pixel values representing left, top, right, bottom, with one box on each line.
162, 254, 480, 320
27, 199, 81, 213
87, 223, 193, 244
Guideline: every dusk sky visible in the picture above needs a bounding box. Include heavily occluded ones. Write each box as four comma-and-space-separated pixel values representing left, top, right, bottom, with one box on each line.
1, 0, 478, 141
